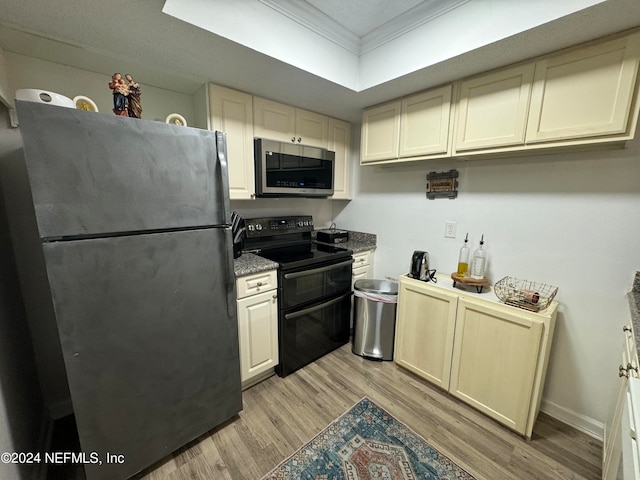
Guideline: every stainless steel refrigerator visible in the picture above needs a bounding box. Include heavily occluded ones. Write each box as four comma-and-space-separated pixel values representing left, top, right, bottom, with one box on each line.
14, 100, 242, 480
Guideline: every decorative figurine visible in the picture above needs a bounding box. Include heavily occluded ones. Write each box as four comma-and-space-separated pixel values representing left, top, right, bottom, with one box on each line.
108, 73, 128, 116
125, 74, 142, 119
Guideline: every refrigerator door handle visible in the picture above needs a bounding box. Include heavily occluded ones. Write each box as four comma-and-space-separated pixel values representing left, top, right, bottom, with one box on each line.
224, 227, 237, 319
216, 131, 232, 226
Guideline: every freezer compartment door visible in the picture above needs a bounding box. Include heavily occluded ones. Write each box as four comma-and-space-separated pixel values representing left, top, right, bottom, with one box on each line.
16, 101, 230, 238
43, 228, 241, 480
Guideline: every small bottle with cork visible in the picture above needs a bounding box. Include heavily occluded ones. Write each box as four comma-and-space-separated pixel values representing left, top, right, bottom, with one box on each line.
457, 233, 470, 277
470, 234, 487, 280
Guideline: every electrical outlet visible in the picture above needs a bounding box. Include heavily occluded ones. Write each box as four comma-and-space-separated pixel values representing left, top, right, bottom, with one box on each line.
445, 221, 457, 238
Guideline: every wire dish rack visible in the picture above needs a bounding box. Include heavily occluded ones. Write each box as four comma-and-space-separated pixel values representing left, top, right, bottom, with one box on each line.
494, 276, 558, 312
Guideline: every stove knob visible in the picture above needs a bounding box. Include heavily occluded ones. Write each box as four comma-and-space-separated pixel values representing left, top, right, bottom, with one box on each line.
255, 224, 263, 231
248, 225, 255, 231
297, 221, 303, 227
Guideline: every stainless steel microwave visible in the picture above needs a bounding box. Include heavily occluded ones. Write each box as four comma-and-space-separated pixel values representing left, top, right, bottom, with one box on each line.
254, 138, 335, 197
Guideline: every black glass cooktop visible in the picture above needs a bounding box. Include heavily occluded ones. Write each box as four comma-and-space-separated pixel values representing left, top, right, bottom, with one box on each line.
257, 242, 352, 271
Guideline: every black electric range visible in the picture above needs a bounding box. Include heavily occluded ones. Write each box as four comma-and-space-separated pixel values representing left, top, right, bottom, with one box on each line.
243, 215, 354, 377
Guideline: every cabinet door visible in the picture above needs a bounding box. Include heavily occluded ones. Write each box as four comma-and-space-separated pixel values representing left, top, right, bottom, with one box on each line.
328, 118, 352, 199
450, 298, 542, 435
361, 101, 401, 163
395, 279, 457, 390
400, 85, 452, 157
237, 289, 278, 385
209, 84, 255, 199
253, 97, 296, 143
454, 63, 534, 151
527, 32, 640, 143
295, 108, 329, 148
603, 348, 629, 480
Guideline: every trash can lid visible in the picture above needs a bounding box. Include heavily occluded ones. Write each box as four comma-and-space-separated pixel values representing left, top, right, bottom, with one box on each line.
354, 279, 398, 295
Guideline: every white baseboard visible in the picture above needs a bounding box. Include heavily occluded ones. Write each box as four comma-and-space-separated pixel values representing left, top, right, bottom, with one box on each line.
540, 398, 603, 441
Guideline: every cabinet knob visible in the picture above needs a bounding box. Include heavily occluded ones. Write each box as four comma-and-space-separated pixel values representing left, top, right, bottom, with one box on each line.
628, 363, 639, 373
623, 325, 632, 333
620, 364, 630, 377
256, 282, 263, 287
291, 137, 296, 142
297, 137, 302, 143
272, 294, 277, 300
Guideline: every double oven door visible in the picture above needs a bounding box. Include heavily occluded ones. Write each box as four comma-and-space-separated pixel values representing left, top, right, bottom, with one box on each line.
276, 257, 353, 377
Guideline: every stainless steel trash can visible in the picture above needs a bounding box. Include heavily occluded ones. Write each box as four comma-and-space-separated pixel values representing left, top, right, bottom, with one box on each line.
352, 279, 398, 361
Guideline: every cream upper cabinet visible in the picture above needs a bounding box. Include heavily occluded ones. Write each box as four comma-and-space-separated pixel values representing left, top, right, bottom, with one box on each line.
454, 63, 534, 152
361, 30, 640, 162
400, 85, 453, 158
449, 297, 543, 435
253, 97, 329, 148
396, 274, 557, 438
209, 84, 255, 200
361, 100, 401, 163
328, 118, 352, 200
526, 31, 640, 143
395, 278, 458, 390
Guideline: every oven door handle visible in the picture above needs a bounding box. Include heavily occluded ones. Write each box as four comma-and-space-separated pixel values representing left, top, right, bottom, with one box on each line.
283, 258, 354, 280
284, 293, 352, 320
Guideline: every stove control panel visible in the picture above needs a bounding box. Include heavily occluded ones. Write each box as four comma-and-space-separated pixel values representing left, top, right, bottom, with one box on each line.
244, 215, 314, 238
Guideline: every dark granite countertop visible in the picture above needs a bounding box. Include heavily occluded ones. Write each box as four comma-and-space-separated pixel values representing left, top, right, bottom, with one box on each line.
628, 271, 640, 355
233, 229, 377, 277
313, 230, 377, 254
233, 253, 278, 277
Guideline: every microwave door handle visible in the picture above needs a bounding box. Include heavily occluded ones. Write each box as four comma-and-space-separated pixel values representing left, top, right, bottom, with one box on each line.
284, 293, 351, 320
283, 258, 354, 280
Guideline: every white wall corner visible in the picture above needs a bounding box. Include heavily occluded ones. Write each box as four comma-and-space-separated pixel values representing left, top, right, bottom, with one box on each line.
0, 46, 16, 126
540, 398, 604, 441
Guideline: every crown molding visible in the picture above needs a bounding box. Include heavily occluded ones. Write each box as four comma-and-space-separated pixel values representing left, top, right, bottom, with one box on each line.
259, 0, 361, 54
360, 0, 471, 54
259, 0, 471, 55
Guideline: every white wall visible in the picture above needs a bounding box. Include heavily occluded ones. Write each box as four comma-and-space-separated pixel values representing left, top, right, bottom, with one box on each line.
359, 0, 607, 89
6, 53, 195, 125
333, 127, 640, 436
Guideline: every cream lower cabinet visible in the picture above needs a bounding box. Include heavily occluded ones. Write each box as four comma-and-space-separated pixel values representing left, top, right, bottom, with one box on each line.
395, 275, 557, 438
351, 250, 374, 287
208, 84, 255, 199
603, 324, 640, 480
395, 279, 457, 390
236, 270, 279, 389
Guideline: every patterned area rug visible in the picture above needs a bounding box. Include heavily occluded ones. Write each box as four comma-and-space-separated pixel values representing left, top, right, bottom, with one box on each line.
261, 397, 476, 480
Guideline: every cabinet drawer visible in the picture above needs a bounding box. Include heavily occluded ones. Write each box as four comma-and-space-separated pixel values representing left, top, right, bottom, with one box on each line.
625, 325, 639, 378
236, 270, 277, 299
352, 251, 372, 268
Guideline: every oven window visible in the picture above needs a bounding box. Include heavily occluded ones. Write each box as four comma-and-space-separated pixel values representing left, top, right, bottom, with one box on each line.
278, 292, 351, 376
280, 259, 352, 309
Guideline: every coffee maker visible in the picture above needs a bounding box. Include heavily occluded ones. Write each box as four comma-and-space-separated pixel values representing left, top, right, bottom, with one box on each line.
409, 251, 431, 281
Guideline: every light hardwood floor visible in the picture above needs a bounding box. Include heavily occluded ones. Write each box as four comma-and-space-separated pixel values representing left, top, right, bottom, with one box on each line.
132, 344, 602, 480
